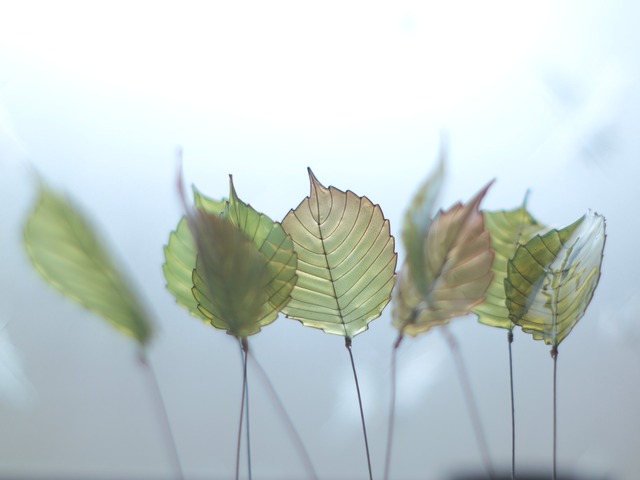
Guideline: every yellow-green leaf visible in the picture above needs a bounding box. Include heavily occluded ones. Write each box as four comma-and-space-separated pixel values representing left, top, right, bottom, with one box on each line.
472, 197, 546, 330
505, 211, 606, 346
281, 168, 397, 339
163, 188, 226, 321
393, 182, 494, 336
24, 184, 153, 346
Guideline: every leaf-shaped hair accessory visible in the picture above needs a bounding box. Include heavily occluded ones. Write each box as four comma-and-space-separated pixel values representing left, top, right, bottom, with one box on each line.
169, 177, 298, 338
473, 195, 546, 330
163, 188, 227, 321
505, 211, 606, 346
393, 181, 495, 336
24, 183, 154, 346
280, 168, 397, 339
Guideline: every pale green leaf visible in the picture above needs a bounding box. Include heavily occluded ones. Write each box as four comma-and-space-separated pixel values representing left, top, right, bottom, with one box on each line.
24, 184, 153, 346
393, 182, 494, 336
281, 168, 397, 339
505, 211, 606, 346
472, 196, 546, 329
163, 188, 226, 321
402, 153, 445, 295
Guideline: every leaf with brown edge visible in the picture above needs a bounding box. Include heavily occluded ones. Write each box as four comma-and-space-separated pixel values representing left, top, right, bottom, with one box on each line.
280, 168, 397, 339
472, 195, 546, 330
393, 181, 495, 336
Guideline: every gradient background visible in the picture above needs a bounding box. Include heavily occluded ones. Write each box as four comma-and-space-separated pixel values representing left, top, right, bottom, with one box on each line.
0, 1, 639, 479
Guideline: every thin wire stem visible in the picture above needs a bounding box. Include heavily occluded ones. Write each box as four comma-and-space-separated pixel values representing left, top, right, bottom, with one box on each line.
239, 342, 253, 480
508, 331, 515, 480
248, 349, 318, 479
345, 337, 373, 480
384, 334, 403, 480
443, 328, 495, 480
552, 345, 558, 480
235, 338, 249, 480
138, 352, 185, 480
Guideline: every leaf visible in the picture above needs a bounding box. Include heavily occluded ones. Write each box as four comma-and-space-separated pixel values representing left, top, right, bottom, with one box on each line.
402, 152, 445, 295
280, 168, 397, 339
472, 195, 546, 330
163, 188, 227, 321
223, 177, 298, 318
166, 178, 298, 337
393, 182, 495, 336
24, 184, 153, 346
190, 210, 273, 338
505, 211, 606, 346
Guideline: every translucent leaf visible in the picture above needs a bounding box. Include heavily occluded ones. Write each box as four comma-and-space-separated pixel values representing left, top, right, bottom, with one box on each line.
163, 188, 226, 321
393, 182, 494, 336
281, 168, 397, 339
472, 196, 546, 330
190, 210, 273, 338
505, 211, 606, 346
402, 153, 445, 296
24, 184, 154, 346
224, 177, 298, 318
167, 178, 297, 337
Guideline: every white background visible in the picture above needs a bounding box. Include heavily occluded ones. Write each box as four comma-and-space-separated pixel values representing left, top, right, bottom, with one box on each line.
0, 1, 639, 479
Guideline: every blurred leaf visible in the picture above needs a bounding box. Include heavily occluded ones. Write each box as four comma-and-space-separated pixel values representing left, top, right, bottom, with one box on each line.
24, 184, 153, 346
402, 153, 445, 295
166, 178, 297, 337
281, 168, 397, 339
163, 188, 226, 321
473, 196, 546, 329
505, 211, 606, 346
190, 209, 273, 338
393, 182, 494, 336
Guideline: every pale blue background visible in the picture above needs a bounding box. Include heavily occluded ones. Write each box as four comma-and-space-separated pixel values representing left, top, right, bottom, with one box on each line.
0, 1, 638, 479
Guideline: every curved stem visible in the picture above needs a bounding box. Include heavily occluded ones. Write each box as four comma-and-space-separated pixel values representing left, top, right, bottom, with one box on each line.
384, 334, 403, 480
551, 346, 559, 480
443, 328, 495, 479
236, 338, 249, 480
138, 352, 184, 480
345, 337, 373, 480
508, 331, 515, 480
248, 349, 318, 479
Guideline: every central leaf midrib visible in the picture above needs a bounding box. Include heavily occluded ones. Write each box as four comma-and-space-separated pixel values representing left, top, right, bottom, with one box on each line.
313, 195, 349, 337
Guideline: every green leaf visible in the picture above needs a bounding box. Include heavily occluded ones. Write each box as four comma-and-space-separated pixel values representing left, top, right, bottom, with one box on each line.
505, 211, 606, 346
190, 210, 273, 338
402, 153, 445, 296
472, 196, 546, 330
281, 168, 397, 339
24, 184, 154, 346
166, 178, 297, 337
163, 188, 227, 321
393, 182, 494, 336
